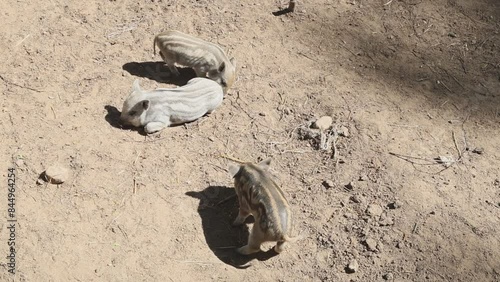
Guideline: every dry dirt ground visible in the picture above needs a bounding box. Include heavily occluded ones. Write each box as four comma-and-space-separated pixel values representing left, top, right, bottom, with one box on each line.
1, 0, 499, 281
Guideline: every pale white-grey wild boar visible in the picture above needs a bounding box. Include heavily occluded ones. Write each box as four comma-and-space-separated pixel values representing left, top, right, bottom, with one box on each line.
228, 158, 299, 255
120, 78, 223, 134
153, 30, 236, 93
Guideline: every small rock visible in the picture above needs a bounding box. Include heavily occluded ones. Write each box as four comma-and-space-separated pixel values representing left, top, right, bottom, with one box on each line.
366, 204, 383, 217
283, 108, 292, 115
259, 112, 266, 116
383, 273, 394, 280
43, 165, 69, 184
350, 194, 365, 204
312, 116, 333, 131
339, 126, 350, 137
494, 179, 500, 186
345, 182, 354, 191
322, 180, 334, 189
208, 136, 215, 142
437, 155, 454, 167
358, 175, 368, 181
364, 238, 378, 252
346, 259, 359, 273
379, 214, 394, 226
36, 178, 44, 185
472, 147, 484, 154
387, 201, 400, 209
15, 159, 24, 167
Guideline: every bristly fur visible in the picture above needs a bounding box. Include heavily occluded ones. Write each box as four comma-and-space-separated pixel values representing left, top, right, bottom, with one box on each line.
230, 158, 295, 255
119, 77, 224, 134
153, 30, 237, 94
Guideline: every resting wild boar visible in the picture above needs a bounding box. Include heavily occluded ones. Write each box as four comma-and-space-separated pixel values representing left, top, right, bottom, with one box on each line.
120, 78, 223, 134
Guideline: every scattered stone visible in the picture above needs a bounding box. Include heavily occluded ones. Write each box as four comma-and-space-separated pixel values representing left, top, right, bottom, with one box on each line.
350, 194, 365, 204
364, 238, 378, 252
346, 259, 359, 273
383, 273, 394, 280
208, 136, 215, 142
379, 214, 394, 226
396, 241, 404, 249
345, 182, 354, 191
43, 164, 70, 184
322, 180, 334, 189
259, 112, 266, 116
387, 201, 401, 209
283, 107, 292, 115
15, 159, 24, 167
358, 175, 368, 181
448, 32, 457, 38
366, 204, 383, 217
312, 116, 333, 131
472, 147, 484, 154
339, 126, 350, 137
36, 178, 44, 185
437, 155, 454, 167
495, 179, 500, 186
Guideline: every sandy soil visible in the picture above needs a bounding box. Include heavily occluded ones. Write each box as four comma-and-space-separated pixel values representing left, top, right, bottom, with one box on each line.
1, 0, 499, 281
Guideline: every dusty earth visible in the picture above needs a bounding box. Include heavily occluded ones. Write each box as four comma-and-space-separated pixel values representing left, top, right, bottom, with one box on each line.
1, 0, 499, 281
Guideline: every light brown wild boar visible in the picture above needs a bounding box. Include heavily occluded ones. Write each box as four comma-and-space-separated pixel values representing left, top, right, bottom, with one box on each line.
153, 30, 236, 94
228, 158, 297, 255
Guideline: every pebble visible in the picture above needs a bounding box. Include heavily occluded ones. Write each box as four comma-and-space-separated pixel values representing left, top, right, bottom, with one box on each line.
472, 147, 484, 154
358, 175, 368, 181
322, 180, 334, 189
364, 238, 378, 252
339, 126, 350, 137
345, 182, 354, 191
350, 194, 365, 204
379, 214, 394, 226
346, 259, 359, 273
383, 273, 394, 280
387, 201, 401, 209
312, 116, 333, 131
366, 204, 383, 217
396, 241, 404, 249
44, 165, 69, 184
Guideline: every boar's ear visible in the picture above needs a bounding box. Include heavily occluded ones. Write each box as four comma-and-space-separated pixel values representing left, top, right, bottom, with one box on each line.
141, 100, 150, 110
230, 58, 236, 69
228, 164, 240, 178
218, 61, 226, 72
132, 79, 142, 92
258, 158, 272, 170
